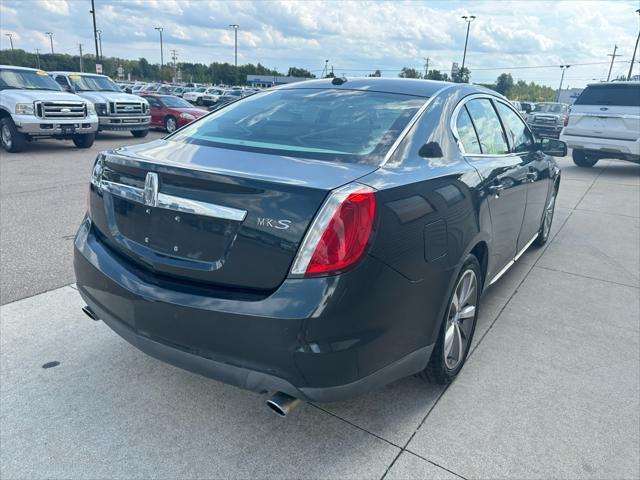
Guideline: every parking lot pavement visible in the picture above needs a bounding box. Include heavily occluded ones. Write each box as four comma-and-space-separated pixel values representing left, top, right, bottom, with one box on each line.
0, 131, 165, 305
1, 156, 639, 479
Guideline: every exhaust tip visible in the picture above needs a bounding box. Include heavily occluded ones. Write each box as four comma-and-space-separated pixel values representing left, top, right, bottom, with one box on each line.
82, 306, 99, 321
266, 392, 301, 417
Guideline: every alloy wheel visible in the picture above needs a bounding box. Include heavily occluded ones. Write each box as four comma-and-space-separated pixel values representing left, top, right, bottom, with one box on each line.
1, 124, 12, 149
166, 118, 177, 133
443, 269, 478, 370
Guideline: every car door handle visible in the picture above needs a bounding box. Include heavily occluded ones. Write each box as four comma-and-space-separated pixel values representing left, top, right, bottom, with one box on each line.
488, 184, 505, 196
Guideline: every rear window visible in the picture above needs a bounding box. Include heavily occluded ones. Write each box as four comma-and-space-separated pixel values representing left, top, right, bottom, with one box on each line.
574, 84, 640, 107
170, 88, 425, 164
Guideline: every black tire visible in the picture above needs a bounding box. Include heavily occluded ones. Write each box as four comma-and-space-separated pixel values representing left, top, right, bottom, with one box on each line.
131, 129, 149, 138
0, 117, 27, 153
533, 184, 558, 247
164, 116, 178, 133
72, 133, 95, 149
572, 149, 599, 168
419, 255, 481, 385
196, 97, 203, 106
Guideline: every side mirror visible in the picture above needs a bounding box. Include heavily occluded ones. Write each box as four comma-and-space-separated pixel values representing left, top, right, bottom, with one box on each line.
539, 138, 567, 157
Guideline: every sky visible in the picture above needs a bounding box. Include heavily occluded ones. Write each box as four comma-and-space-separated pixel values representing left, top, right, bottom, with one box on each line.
1, 0, 639, 88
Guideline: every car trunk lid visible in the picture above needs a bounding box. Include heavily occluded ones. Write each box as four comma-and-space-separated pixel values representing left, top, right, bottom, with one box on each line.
88, 139, 377, 291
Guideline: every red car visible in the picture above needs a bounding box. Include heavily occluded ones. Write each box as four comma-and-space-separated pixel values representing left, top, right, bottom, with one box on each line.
141, 94, 207, 133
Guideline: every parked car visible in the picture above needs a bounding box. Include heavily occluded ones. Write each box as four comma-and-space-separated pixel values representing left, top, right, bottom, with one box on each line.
526, 102, 569, 139
211, 89, 244, 108
156, 85, 175, 95
171, 86, 190, 98
183, 86, 212, 106
75, 78, 564, 416
560, 82, 640, 167
201, 88, 225, 106
141, 94, 207, 132
50, 72, 150, 138
0, 65, 98, 152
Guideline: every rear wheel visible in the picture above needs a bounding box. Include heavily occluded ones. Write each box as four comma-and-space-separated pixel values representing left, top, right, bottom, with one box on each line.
72, 133, 95, 149
419, 255, 481, 384
1, 117, 27, 153
572, 149, 599, 167
196, 97, 203, 106
131, 129, 149, 138
164, 116, 177, 133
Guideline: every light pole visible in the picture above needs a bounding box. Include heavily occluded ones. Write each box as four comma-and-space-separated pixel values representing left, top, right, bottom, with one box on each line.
628, 9, 640, 80
557, 65, 570, 102
229, 24, 239, 85
90, 0, 100, 64
5, 33, 14, 51
460, 15, 476, 80
155, 26, 164, 80
45, 32, 54, 55
97, 30, 103, 59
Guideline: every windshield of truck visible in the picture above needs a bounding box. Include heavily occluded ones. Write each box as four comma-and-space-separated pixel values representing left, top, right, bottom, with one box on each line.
0, 69, 61, 91
574, 84, 640, 107
533, 103, 567, 114
69, 74, 120, 92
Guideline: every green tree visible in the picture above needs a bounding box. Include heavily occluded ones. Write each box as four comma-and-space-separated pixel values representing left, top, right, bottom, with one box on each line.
425, 69, 449, 81
452, 67, 471, 83
495, 73, 514, 96
286, 67, 315, 78
398, 67, 422, 79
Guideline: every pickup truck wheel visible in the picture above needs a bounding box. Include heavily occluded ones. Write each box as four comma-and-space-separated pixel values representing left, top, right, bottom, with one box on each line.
164, 116, 177, 133
418, 255, 481, 384
1, 118, 27, 153
572, 149, 599, 167
131, 129, 149, 138
72, 133, 95, 148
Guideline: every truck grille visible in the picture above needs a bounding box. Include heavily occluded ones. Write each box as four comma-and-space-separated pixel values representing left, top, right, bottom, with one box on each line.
109, 102, 145, 115
35, 101, 86, 119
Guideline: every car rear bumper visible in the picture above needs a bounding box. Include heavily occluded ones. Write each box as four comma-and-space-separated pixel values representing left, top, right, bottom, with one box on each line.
98, 116, 150, 131
73, 217, 438, 402
560, 131, 640, 160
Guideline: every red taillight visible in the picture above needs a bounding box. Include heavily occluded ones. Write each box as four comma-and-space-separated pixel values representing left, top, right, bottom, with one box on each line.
290, 183, 376, 277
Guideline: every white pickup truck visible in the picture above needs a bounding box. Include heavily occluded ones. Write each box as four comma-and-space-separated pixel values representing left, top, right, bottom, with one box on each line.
50, 72, 150, 138
561, 82, 640, 167
0, 65, 98, 152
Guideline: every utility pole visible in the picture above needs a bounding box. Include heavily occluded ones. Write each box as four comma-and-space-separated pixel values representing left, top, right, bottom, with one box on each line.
628, 9, 640, 81
90, 0, 100, 64
557, 65, 570, 101
35, 48, 41, 69
606, 44, 620, 81
45, 32, 54, 55
5, 33, 14, 51
79, 43, 84, 72
460, 15, 476, 80
97, 30, 103, 59
322, 59, 329, 77
423, 57, 430, 78
155, 27, 164, 80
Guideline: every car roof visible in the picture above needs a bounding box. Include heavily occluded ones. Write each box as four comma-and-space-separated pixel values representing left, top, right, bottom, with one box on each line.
49, 71, 107, 77
273, 77, 457, 97
585, 81, 640, 87
0, 64, 46, 71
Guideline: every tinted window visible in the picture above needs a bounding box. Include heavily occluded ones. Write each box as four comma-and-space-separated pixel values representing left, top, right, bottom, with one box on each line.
495, 102, 534, 153
172, 89, 426, 164
574, 84, 640, 107
145, 97, 161, 107
465, 99, 509, 155
55, 76, 69, 87
160, 96, 193, 108
456, 107, 481, 154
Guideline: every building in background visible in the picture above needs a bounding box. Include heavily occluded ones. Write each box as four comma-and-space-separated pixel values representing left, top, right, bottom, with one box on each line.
246, 75, 311, 88
557, 87, 584, 104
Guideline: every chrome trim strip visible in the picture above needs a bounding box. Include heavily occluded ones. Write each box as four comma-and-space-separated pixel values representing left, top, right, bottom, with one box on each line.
380, 83, 456, 167
489, 233, 538, 285
98, 179, 247, 222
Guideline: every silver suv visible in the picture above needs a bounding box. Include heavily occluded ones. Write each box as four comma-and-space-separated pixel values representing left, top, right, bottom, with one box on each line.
50, 72, 150, 138
0, 65, 98, 153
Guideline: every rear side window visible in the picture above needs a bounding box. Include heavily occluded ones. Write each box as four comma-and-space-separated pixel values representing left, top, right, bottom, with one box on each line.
494, 102, 534, 153
172, 88, 426, 164
455, 107, 481, 154
465, 99, 509, 155
574, 84, 640, 107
